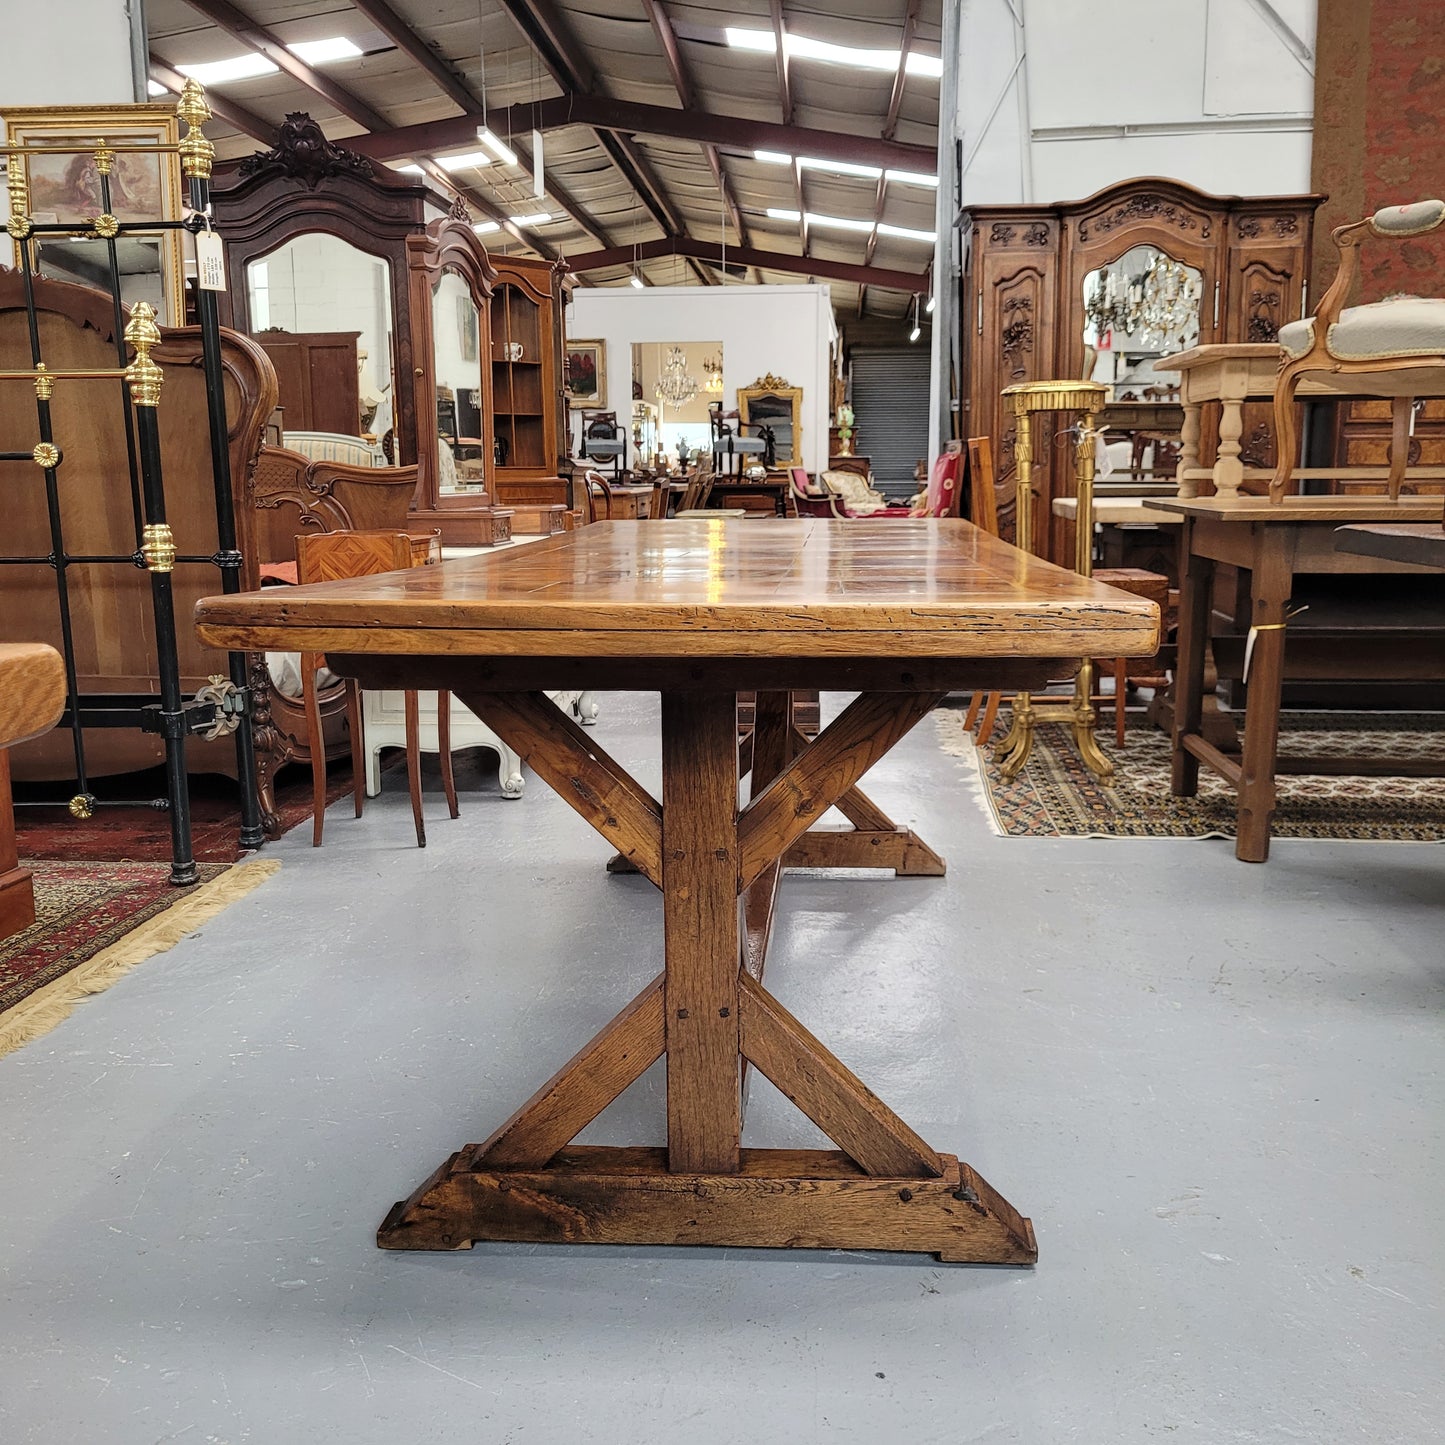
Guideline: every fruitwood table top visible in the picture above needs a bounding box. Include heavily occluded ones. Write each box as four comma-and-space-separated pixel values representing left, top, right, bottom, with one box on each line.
1146, 495, 1445, 524
196, 518, 1159, 663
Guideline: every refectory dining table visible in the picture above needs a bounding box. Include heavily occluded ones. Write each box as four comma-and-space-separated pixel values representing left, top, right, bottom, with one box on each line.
196, 519, 1158, 1264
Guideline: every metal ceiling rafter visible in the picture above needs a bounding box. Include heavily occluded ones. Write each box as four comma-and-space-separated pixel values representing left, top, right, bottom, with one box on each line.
344, 96, 935, 173
148, 55, 275, 143
171, 0, 549, 256
766, 1, 808, 265
344, 0, 613, 249
495, 0, 714, 285
858, 0, 920, 317
642, 0, 747, 247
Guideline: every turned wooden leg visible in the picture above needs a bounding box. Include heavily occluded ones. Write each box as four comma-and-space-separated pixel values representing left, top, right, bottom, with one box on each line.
1114, 659, 1128, 749
346, 682, 365, 820
438, 691, 459, 819
404, 690, 426, 849
1177, 401, 1202, 497
1236, 531, 1295, 863
1171, 522, 1213, 798
1216, 386, 1246, 498
978, 691, 1002, 744
302, 654, 327, 848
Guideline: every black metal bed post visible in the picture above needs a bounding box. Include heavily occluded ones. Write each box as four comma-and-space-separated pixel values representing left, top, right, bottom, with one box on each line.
124, 305, 197, 887
7, 166, 93, 818
178, 81, 264, 850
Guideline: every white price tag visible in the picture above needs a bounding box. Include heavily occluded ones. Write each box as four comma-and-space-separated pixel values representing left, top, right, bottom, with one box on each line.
195, 229, 227, 291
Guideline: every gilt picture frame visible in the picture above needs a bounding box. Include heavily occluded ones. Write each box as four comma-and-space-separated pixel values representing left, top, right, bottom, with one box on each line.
3, 105, 186, 325
566, 339, 606, 408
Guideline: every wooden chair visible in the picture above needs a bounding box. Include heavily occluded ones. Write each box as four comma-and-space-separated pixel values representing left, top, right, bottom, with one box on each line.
1272, 198, 1445, 499
674, 465, 717, 516
709, 401, 769, 475
579, 410, 627, 481
294, 530, 458, 848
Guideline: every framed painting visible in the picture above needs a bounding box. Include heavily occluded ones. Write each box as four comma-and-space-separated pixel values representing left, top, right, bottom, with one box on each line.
565, 339, 606, 408
3, 105, 185, 325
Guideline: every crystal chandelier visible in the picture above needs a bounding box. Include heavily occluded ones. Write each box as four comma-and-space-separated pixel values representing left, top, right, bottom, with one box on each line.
1083, 249, 1200, 350
654, 345, 698, 409
702, 353, 724, 393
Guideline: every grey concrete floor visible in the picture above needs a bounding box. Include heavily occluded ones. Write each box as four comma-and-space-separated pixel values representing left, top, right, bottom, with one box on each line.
1, 692, 1441, 1444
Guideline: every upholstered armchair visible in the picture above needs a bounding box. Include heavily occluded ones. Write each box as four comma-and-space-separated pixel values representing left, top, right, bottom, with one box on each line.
281, 430, 388, 468
1272, 198, 1445, 499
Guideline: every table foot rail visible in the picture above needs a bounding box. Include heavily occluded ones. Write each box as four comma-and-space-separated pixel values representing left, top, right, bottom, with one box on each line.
376, 1146, 1037, 1263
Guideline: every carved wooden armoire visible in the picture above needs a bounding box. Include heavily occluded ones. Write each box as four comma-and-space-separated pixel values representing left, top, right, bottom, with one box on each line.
960, 178, 1322, 562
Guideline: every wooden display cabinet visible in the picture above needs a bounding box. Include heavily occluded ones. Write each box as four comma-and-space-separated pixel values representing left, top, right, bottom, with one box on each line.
960, 177, 1322, 563
488, 254, 572, 522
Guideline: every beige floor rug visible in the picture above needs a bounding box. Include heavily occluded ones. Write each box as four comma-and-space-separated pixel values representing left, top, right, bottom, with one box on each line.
936, 707, 1445, 843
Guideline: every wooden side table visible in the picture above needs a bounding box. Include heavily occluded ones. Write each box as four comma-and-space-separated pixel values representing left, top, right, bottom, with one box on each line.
1148, 495, 1444, 861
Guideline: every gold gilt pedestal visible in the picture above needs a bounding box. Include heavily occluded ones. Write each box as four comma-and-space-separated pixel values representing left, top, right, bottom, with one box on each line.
995, 379, 1114, 783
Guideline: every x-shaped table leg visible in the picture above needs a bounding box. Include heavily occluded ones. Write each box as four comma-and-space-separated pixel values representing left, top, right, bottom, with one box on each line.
377, 689, 1035, 1263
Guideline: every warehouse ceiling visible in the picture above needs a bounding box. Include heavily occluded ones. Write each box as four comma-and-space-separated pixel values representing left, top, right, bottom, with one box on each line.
143, 0, 942, 320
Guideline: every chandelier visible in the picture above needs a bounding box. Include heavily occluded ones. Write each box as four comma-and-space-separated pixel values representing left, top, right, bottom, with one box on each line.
1084, 250, 1200, 351
654, 345, 698, 409
702, 353, 723, 393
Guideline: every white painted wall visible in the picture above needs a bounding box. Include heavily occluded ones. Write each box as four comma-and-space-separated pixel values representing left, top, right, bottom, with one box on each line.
567, 285, 837, 474
249, 233, 394, 411
955, 0, 1317, 207
8, 3, 142, 104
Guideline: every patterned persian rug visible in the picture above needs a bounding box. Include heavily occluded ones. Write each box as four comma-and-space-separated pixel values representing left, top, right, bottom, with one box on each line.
936, 708, 1445, 843
0, 858, 279, 1058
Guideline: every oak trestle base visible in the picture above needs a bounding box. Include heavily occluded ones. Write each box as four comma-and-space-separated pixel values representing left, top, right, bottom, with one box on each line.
372, 683, 1034, 1264
378, 1147, 1038, 1263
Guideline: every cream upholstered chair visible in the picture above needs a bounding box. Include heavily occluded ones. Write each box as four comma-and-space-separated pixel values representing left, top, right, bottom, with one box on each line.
1272, 198, 1445, 498
282, 430, 387, 468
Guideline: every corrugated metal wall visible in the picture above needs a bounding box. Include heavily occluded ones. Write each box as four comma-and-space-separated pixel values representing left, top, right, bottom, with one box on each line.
849, 347, 931, 491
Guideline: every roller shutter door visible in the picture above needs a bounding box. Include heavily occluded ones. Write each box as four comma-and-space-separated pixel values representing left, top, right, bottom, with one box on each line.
848, 347, 930, 493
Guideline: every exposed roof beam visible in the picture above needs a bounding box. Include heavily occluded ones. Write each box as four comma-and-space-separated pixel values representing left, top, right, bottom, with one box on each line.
172, 0, 548, 257
497, 0, 712, 284
859, 2, 920, 317
769, 0, 794, 126
341, 0, 612, 249
566, 237, 927, 295
344, 95, 935, 173
180, 0, 391, 131
643, 0, 747, 248
147, 56, 275, 144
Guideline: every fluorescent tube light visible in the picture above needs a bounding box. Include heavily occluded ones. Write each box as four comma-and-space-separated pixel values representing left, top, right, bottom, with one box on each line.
177, 37, 363, 86
395, 162, 426, 175
725, 28, 775, 53
766, 208, 803, 222
754, 150, 792, 165
909, 324, 922, 342
177, 54, 278, 84
726, 27, 944, 78
476, 127, 518, 167
885, 169, 939, 188
807, 212, 876, 233
289, 37, 363, 65
435, 150, 493, 171
877, 222, 937, 242
508, 212, 553, 227
629, 274, 645, 289
904, 53, 944, 77
473, 221, 500, 234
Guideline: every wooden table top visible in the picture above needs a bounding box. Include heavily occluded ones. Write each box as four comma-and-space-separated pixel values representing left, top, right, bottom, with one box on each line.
0, 643, 66, 750
195, 519, 1160, 661
1334, 522, 1445, 569
1146, 495, 1445, 524
1053, 496, 1183, 526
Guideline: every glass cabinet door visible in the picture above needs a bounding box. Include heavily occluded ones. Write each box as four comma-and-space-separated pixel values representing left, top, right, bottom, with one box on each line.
491, 281, 546, 471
